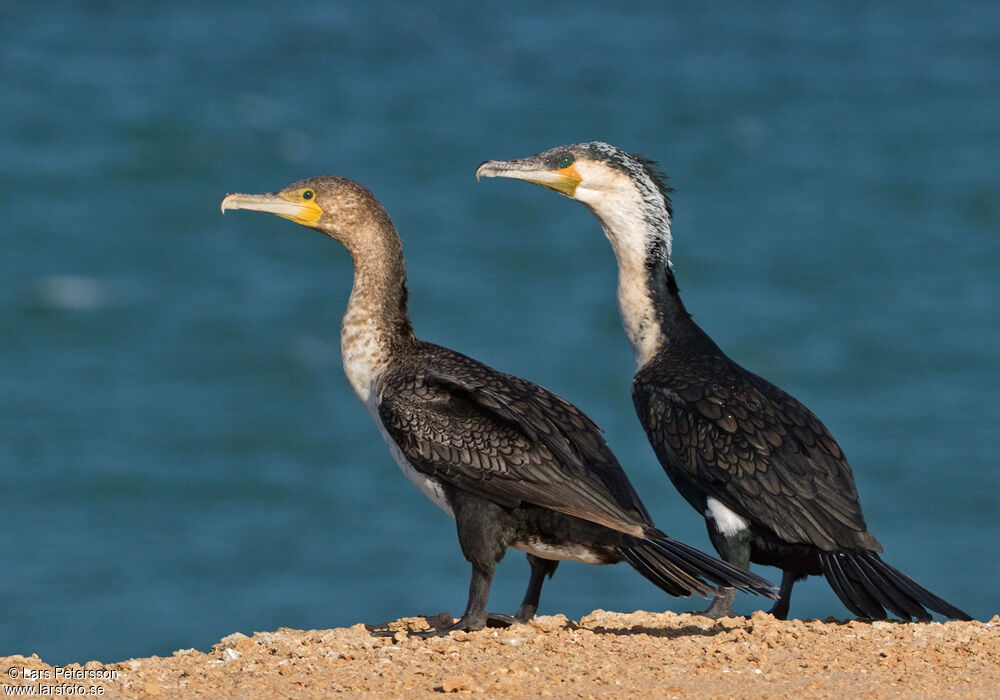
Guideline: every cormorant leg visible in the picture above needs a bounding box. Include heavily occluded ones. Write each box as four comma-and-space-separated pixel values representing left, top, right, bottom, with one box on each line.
767, 570, 796, 620
702, 586, 738, 619
513, 554, 559, 622
417, 492, 514, 636
415, 563, 496, 637
698, 524, 752, 619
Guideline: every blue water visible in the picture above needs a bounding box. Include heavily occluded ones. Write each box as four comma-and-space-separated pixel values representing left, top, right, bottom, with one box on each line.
1, 2, 997, 665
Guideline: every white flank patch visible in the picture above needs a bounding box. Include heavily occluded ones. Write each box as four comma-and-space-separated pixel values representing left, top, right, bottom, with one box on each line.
705, 497, 750, 537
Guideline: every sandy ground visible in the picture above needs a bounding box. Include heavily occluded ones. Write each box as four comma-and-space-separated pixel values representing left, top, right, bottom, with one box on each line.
2, 610, 998, 698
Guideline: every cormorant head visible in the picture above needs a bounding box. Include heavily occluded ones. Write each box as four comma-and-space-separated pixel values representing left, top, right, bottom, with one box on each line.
476, 142, 672, 218
221, 176, 393, 251
477, 142, 674, 264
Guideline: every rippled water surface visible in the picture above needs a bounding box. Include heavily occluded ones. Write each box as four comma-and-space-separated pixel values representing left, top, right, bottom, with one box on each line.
1, 2, 997, 663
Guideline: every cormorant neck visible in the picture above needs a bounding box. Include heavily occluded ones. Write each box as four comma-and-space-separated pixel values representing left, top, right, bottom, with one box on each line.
585, 190, 690, 369
339, 220, 414, 403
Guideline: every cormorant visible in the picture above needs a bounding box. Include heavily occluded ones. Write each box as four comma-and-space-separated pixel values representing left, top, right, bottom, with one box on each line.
220, 176, 776, 635
477, 143, 971, 622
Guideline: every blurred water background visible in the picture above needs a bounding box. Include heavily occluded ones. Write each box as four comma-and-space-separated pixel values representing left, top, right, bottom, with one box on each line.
1, 1, 997, 665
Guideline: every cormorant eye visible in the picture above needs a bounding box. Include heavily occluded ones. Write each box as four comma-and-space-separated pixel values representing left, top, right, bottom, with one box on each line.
302, 189, 315, 201
558, 155, 574, 169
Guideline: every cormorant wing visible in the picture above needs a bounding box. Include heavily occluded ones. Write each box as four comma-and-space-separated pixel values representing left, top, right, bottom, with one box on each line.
376, 344, 654, 536
634, 353, 882, 552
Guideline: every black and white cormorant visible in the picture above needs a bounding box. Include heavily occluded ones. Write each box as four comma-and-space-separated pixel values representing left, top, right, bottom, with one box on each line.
220, 176, 776, 635
477, 143, 971, 622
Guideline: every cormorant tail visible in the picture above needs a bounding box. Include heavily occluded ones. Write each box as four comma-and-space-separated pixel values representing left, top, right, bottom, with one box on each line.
818, 551, 971, 622
619, 537, 779, 600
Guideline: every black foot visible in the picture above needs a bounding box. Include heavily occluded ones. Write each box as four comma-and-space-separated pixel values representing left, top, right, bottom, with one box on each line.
767, 599, 790, 620
513, 604, 538, 623
414, 612, 518, 637
486, 613, 517, 628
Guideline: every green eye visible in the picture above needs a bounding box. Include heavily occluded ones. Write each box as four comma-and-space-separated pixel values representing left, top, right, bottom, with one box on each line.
302, 189, 314, 201
558, 155, 574, 169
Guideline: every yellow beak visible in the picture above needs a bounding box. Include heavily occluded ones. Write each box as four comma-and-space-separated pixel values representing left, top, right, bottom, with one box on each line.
221, 192, 323, 227
476, 160, 582, 198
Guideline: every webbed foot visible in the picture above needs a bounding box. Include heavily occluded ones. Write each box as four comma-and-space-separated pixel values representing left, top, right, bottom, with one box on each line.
413, 611, 517, 637
513, 604, 537, 623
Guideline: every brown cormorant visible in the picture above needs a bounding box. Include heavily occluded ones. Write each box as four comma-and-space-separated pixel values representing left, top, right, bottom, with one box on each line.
477, 143, 971, 622
220, 176, 776, 635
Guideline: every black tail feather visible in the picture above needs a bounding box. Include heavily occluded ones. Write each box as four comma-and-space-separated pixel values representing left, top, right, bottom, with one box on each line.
865, 553, 972, 621
829, 551, 888, 620
619, 537, 778, 600
852, 554, 927, 621
819, 551, 971, 621
619, 546, 694, 598
648, 538, 777, 595
821, 552, 868, 619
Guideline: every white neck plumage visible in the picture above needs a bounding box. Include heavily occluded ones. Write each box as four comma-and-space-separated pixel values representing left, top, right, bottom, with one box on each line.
579, 185, 673, 369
